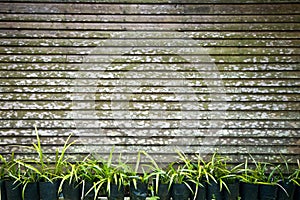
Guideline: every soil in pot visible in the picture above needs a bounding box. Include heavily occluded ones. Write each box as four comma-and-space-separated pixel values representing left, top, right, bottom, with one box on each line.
0, 180, 7, 200
259, 184, 278, 200
240, 182, 259, 200
82, 181, 99, 200
223, 180, 239, 200
129, 180, 148, 200
5, 180, 22, 200
207, 181, 222, 200
39, 180, 59, 200
23, 182, 39, 200
171, 183, 191, 200
62, 181, 81, 200
277, 180, 295, 200
108, 183, 125, 200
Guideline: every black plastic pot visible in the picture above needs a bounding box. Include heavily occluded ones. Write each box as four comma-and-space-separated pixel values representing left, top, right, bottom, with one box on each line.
62, 181, 81, 200
171, 183, 191, 200
5, 180, 22, 200
155, 183, 171, 200
82, 181, 98, 200
293, 185, 300, 200
194, 184, 206, 200
23, 182, 39, 200
108, 183, 125, 200
240, 182, 259, 200
0, 180, 7, 200
129, 180, 148, 200
223, 180, 239, 200
39, 180, 59, 200
207, 181, 222, 200
259, 184, 278, 200
277, 180, 295, 200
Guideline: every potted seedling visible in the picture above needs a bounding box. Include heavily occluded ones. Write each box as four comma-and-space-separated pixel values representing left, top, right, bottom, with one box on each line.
97, 148, 129, 200
12, 159, 41, 200
277, 156, 296, 200
291, 160, 300, 200
128, 151, 150, 200
142, 151, 172, 200
176, 151, 210, 200
239, 156, 280, 200
205, 152, 230, 200
238, 157, 259, 200
18, 126, 75, 200
255, 161, 280, 200
0, 155, 7, 200
167, 159, 192, 200
59, 161, 82, 200
4, 153, 22, 200
77, 158, 102, 200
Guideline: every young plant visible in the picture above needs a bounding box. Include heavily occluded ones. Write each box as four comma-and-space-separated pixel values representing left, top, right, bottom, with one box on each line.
96, 148, 129, 197
290, 159, 300, 186
205, 152, 231, 192
127, 151, 151, 189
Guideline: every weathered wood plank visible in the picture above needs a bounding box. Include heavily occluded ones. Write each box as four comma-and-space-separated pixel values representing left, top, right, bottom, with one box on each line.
0, 55, 298, 63
1, 78, 298, 87
1, 47, 298, 55
1, 101, 299, 111
1, 14, 299, 23
1, 135, 299, 147
0, 0, 299, 3
1, 86, 300, 94
1, 128, 298, 138
0, 63, 299, 71
0, 93, 299, 101
1, 22, 299, 31
1, 145, 299, 156
0, 3, 299, 14
1, 71, 299, 79
0, 0, 298, 3
1, 38, 298, 47
0, 30, 298, 39
0, 110, 299, 120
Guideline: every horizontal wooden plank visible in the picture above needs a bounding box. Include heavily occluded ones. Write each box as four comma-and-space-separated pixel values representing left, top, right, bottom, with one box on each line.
1, 128, 299, 138
1, 135, 299, 147
1, 86, 300, 94
0, 93, 299, 101
1, 78, 298, 87
1, 128, 298, 138
0, 30, 299, 39
1, 14, 299, 23
1, 47, 299, 55
0, 63, 299, 71
0, 3, 299, 14
1, 71, 299, 79
1, 38, 298, 47
0, 0, 299, 4
2, 145, 299, 157
1, 101, 299, 111
0, 55, 298, 63
0, 110, 299, 120
1, 22, 299, 31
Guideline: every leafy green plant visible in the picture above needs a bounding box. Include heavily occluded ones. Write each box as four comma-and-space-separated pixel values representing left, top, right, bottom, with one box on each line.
19, 126, 75, 182
238, 155, 281, 186
127, 151, 151, 189
289, 159, 300, 186
96, 147, 129, 197
205, 152, 231, 192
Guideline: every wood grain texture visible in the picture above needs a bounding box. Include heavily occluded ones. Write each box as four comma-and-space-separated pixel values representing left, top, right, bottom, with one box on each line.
0, 0, 299, 166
